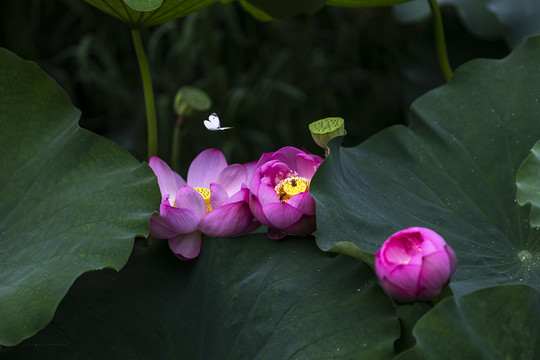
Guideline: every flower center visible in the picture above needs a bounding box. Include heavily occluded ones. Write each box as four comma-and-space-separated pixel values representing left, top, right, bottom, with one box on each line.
194, 187, 212, 213
274, 175, 310, 202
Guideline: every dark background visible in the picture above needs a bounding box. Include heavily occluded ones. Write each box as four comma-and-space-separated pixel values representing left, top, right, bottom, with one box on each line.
0, 1, 509, 173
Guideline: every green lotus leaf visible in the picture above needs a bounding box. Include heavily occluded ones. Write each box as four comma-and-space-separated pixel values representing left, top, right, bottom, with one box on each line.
311, 36, 540, 297
124, 0, 163, 11
3, 235, 399, 359
83, 0, 219, 28
0, 48, 160, 346
395, 285, 540, 359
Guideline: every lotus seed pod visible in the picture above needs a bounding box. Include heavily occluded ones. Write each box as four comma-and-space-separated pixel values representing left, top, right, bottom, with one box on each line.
309, 117, 346, 151
173, 86, 212, 117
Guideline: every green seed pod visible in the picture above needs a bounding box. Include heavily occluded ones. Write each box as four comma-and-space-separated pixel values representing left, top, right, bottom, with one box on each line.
173, 86, 212, 117
309, 117, 346, 151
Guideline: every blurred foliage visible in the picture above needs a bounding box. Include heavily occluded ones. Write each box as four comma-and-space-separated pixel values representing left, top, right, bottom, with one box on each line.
0, 0, 508, 173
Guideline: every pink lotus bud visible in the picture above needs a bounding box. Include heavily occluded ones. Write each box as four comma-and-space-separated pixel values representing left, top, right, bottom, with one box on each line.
374, 227, 457, 302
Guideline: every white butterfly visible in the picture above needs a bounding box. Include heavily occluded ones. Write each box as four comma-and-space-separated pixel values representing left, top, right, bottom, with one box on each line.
204, 113, 233, 131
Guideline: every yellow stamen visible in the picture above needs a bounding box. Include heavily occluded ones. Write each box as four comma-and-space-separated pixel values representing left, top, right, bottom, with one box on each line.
194, 187, 213, 213
274, 176, 310, 202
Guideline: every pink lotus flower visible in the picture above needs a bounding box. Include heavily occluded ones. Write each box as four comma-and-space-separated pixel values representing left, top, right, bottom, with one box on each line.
375, 227, 457, 302
249, 146, 324, 239
149, 149, 259, 260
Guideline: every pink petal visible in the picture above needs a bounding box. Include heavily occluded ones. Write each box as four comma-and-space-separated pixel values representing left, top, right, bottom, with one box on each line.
149, 214, 178, 239
210, 182, 229, 209
263, 201, 304, 229
244, 161, 257, 188
215, 164, 246, 195
199, 201, 254, 237
249, 193, 272, 228
187, 149, 227, 188
222, 186, 249, 205
419, 239, 440, 256
375, 249, 399, 280
257, 183, 280, 206
175, 186, 207, 219
255, 151, 278, 167
286, 192, 316, 216
149, 156, 186, 199
160, 202, 202, 234
267, 146, 304, 170
250, 167, 263, 192
386, 263, 422, 294
380, 276, 417, 302
383, 233, 423, 264
168, 231, 202, 260
259, 160, 290, 187
295, 152, 323, 179
418, 250, 452, 290
282, 214, 316, 236
415, 227, 448, 250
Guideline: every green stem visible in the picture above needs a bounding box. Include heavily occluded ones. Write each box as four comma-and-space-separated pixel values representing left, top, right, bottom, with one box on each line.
427, 0, 453, 82
131, 28, 158, 159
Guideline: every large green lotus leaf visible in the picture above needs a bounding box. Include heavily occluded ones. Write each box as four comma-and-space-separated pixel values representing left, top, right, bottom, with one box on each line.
0, 48, 159, 346
311, 36, 540, 296
3, 235, 399, 359
516, 140, 540, 227
83, 0, 218, 28
395, 285, 540, 359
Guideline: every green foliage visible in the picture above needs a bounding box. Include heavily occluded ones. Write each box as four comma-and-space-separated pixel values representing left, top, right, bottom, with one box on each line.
239, 0, 326, 19
0, 48, 160, 346
488, 0, 540, 48
3, 236, 400, 359
83, 0, 219, 27
395, 285, 540, 359
311, 36, 540, 296
394, 0, 540, 48
173, 86, 212, 117
0, 0, 534, 357
516, 140, 540, 227
236, 0, 414, 21
327, 0, 413, 7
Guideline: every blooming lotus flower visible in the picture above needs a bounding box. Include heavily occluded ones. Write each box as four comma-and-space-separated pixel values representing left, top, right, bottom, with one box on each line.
249, 146, 324, 239
149, 149, 259, 260
375, 227, 457, 302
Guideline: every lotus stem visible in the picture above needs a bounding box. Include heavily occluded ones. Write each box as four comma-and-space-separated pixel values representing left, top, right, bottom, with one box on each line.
131, 28, 158, 159
427, 0, 453, 82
